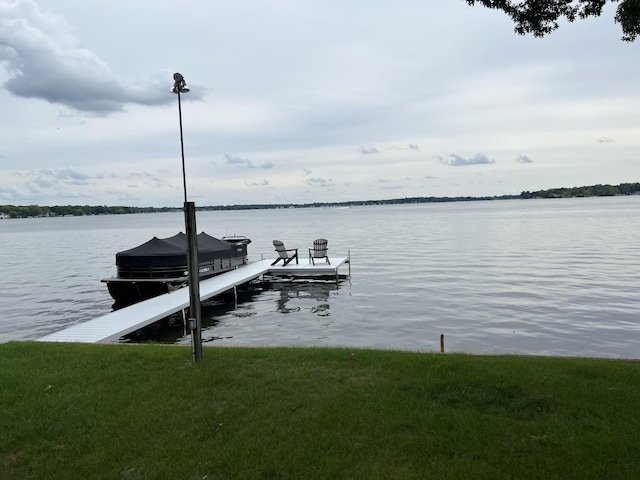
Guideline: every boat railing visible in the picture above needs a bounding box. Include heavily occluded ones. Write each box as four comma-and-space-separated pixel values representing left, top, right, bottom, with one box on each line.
116, 257, 243, 279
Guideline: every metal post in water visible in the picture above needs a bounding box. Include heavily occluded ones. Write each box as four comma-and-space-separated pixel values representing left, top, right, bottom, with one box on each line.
185, 201, 202, 362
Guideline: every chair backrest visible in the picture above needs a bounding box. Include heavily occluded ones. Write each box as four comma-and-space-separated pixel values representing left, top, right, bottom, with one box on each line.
273, 240, 289, 259
311, 238, 328, 257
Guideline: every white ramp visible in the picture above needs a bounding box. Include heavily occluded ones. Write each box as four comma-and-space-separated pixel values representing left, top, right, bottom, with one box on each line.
38, 260, 273, 344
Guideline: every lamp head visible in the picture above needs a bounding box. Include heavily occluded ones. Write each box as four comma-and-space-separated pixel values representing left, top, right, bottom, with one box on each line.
171, 72, 190, 94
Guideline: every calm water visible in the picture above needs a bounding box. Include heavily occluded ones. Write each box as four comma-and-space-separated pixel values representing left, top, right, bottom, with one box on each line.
1, 197, 639, 358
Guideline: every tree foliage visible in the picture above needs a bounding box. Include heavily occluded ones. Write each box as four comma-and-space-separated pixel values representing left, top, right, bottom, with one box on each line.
0, 205, 173, 218
520, 182, 640, 198
466, 0, 640, 41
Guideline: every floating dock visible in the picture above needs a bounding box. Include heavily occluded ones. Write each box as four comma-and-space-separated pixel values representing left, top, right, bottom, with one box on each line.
38, 256, 349, 344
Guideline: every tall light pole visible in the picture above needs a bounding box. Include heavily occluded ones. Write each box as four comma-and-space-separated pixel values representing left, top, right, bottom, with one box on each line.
171, 72, 202, 362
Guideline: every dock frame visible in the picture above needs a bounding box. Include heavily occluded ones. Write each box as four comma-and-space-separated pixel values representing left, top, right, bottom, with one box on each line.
38, 256, 349, 344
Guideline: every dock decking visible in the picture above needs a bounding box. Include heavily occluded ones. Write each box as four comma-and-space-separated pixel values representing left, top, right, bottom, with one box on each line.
38, 257, 348, 344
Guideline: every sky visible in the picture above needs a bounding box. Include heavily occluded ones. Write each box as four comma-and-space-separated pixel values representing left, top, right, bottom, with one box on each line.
0, 0, 638, 207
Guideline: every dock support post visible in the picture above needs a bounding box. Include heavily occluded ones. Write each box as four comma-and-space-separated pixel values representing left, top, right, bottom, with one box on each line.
185, 201, 202, 362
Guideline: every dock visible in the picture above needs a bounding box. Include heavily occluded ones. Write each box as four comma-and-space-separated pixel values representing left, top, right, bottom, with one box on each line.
38, 256, 349, 344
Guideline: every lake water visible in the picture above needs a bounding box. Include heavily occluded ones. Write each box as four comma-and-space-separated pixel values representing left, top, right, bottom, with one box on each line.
1, 197, 639, 359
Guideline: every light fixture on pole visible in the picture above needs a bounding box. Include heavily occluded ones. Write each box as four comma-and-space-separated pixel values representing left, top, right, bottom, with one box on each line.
171, 72, 202, 362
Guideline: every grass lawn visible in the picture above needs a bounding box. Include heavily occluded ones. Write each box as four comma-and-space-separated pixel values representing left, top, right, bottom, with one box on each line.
1, 341, 639, 479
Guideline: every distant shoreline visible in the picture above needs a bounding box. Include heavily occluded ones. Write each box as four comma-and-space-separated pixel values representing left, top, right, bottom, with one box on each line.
1, 182, 639, 218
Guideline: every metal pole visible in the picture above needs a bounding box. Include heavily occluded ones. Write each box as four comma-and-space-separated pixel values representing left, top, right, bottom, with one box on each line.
177, 91, 188, 205
185, 201, 202, 361
175, 75, 202, 362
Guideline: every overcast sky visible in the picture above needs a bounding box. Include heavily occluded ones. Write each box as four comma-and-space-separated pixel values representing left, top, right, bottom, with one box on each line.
1, 0, 638, 207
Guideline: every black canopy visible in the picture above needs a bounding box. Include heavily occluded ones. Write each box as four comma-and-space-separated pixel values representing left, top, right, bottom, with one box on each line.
116, 233, 238, 267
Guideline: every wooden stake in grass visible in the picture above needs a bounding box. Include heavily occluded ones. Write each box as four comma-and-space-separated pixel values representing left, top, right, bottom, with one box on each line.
440, 334, 445, 353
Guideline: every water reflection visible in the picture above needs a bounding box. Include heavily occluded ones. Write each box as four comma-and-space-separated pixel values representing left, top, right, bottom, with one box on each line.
194, 279, 347, 346
122, 279, 343, 344
264, 279, 337, 315
122, 286, 262, 343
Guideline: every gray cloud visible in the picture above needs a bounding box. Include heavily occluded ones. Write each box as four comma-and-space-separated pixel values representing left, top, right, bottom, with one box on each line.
5, 169, 88, 201
245, 180, 270, 187
304, 177, 333, 187
376, 177, 405, 189
224, 154, 251, 166
438, 153, 495, 166
390, 144, 419, 151
376, 177, 410, 189
11, 168, 93, 192
224, 154, 273, 169
4, 167, 98, 202
515, 154, 534, 163
4, 166, 183, 205
597, 137, 615, 144
259, 161, 274, 169
0, 0, 199, 114
45, 168, 91, 181
33, 176, 54, 188
0, 185, 23, 201
358, 145, 379, 155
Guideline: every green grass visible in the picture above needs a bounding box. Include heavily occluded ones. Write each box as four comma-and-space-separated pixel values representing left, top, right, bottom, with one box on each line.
1, 342, 639, 479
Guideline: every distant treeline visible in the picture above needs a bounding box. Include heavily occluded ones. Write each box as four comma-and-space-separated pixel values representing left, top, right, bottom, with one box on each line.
0, 205, 177, 218
520, 182, 640, 199
1, 182, 639, 219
